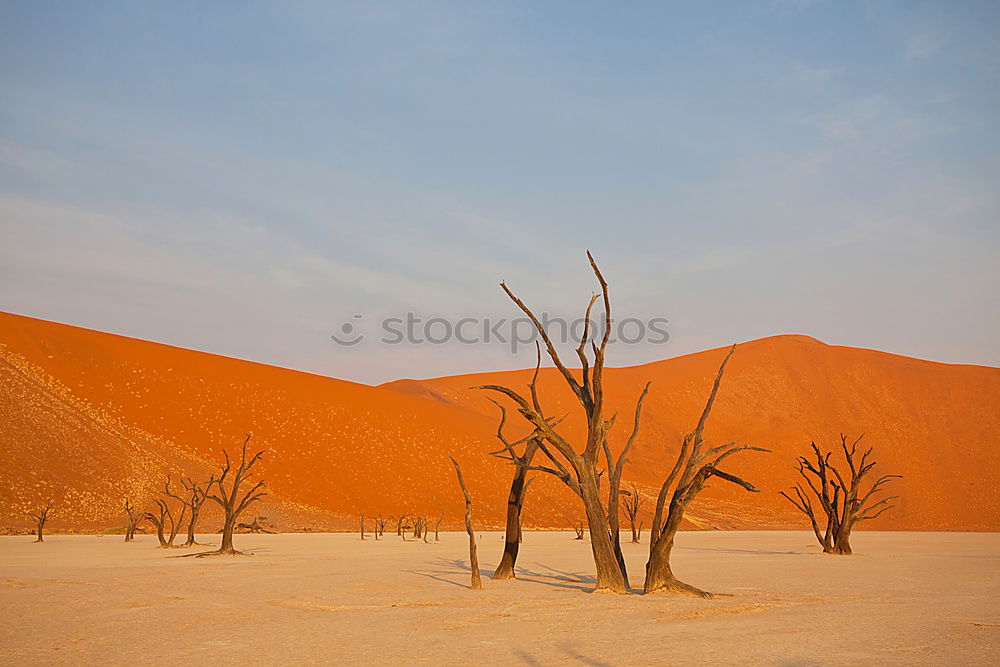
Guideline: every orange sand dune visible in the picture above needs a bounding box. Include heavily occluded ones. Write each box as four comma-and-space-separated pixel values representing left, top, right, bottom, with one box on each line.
1, 312, 997, 532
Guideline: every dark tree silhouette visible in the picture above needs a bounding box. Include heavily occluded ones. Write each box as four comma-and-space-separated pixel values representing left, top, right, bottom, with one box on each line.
26, 502, 53, 543
644, 346, 768, 596
123, 499, 144, 542
780, 434, 901, 555
393, 514, 408, 538
621, 483, 644, 543
476, 252, 648, 593
449, 456, 482, 590
373, 515, 388, 540
202, 434, 267, 556
486, 380, 541, 579
147, 476, 187, 548
564, 516, 585, 540
180, 478, 209, 547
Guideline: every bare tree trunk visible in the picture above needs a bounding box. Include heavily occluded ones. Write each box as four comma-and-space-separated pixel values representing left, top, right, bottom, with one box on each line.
154, 520, 167, 547
449, 457, 482, 591
146, 501, 170, 548
183, 508, 200, 547
645, 499, 710, 597
180, 478, 208, 547
360, 512, 366, 541
493, 459, 531, 580
218, 515, 237, 555
579, 471, 628, 593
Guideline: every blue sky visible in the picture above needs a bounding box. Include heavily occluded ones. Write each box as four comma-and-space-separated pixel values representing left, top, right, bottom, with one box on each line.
1, 1, 997, 383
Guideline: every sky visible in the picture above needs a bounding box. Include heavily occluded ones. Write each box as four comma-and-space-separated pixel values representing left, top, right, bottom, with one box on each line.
1, 1, 998, 384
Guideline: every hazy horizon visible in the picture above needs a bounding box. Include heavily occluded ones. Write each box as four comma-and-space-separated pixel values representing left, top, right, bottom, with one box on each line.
2, 2, 998, 383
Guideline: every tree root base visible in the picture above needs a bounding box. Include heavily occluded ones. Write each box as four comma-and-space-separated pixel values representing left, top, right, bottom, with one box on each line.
644, 580, 713, 598
173, 549, 252, 558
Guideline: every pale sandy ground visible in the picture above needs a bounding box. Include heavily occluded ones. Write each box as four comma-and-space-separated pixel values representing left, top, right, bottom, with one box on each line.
0, 531, 997, 665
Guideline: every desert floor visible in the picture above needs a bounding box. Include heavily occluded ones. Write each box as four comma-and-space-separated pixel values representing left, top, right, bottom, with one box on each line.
0, 531, 997, 665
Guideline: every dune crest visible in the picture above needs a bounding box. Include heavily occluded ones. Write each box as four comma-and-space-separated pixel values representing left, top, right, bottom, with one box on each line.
1, 311, 997, 531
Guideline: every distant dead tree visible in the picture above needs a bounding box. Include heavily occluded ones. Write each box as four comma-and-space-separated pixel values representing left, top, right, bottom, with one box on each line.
373, 515, 388, 540
393, 514, 408, 537
202, 433, 267, 555
486, 384, 541, 579
146, 476, 188, 548
621, 483, 643, 543
412, 516, 426, 540
26, 502, 53, 543
644, 346, 769, 596
180, 478, 209, 547
359, 511, 366, 541
145, 500, 170, 547
123, 499, 144, 542
564, 517, 586, 540
449, 456, 482, 590
434, 510, 443, 541
780, 434, 902, 555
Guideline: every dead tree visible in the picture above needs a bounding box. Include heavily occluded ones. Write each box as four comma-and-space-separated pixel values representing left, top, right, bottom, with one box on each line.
146, 476, 188, 548
564, 516, 586, 540
434, 510, 443, 541
393, 514, 408, 537
518, 477, 535, 543
412, 516, 425, 540
373, 515, 388, 540
780, 434, 901, 555
477, 252, 647, 593
398, 515, 411, 541
180, 478, 209, 547
26, 502, 53, 543
202, 433, 267, 555
621, 483, 643, 543
449, 456, 482, 590
645, 346, 769, 596
145, 500, 170, 547
360, 511, 366, 541
486, 387, 541, 580
124, 499, 144, 542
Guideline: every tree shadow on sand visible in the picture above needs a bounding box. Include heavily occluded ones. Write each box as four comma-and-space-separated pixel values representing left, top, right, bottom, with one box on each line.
513, 645, 611, 666
404, 557, 493, 589
677, 545, 804, 556
408, 557, 604, 593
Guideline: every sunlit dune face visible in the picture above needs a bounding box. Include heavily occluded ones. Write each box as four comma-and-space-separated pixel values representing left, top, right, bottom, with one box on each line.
1, 312, 998, 532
